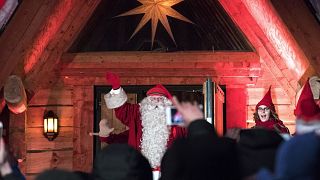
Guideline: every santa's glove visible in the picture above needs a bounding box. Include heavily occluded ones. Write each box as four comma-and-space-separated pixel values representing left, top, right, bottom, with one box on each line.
89, 123, 115, 137
105, 72, 120, 90
99, 127, 115, 137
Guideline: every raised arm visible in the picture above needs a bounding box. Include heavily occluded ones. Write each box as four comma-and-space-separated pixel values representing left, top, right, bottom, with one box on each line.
104, 72, 141, 126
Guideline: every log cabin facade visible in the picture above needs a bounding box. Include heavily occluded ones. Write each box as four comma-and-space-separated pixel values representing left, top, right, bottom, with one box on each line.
0, 0, 319, 179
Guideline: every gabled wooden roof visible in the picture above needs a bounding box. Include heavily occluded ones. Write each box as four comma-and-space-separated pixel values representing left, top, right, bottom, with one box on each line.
0, 0, 319, 103
69, 0, 253, 52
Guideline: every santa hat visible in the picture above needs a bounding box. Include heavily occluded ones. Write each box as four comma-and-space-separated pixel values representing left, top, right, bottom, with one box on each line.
146, 84, 172, 99
256, 86, 275, 112
294, 78, 320, 122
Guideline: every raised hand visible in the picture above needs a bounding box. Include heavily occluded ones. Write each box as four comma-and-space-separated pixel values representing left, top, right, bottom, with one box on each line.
172, 96, 204, 127
105, 72, 120, 89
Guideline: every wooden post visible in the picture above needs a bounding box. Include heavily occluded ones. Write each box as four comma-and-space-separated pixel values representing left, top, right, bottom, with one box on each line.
4, 75, 27, 114
72, 86, 93, 172
9, 111, 26, 175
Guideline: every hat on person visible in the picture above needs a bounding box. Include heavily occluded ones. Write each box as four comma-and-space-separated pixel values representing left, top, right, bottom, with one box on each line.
146, 84, 172, 99
256, 86, 275, 112
36, 169, 82, 180
256, 132, 320, 180
294, 78, 320, 122
92, 144, 152, 180
237, 128, 284, 178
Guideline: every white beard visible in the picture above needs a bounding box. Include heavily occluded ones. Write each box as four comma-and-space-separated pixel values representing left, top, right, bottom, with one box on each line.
140, 96, 172, 168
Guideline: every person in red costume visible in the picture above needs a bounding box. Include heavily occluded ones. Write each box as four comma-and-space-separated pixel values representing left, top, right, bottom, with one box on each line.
294, 78, 320, 134
100, 72, 186, 170
252, 87, 290, 134
309, 76, 320, 108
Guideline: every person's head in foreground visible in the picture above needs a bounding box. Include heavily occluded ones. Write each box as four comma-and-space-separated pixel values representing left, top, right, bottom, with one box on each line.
36, 169, 82, 180
92, 144, 152, 180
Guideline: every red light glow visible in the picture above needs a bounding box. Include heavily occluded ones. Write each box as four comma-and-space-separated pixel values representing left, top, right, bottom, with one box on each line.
24, 0, 72, 74
242, 0, 309, 79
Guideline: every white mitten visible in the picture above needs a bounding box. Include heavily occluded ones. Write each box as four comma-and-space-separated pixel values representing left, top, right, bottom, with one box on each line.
89, 119, 114, 137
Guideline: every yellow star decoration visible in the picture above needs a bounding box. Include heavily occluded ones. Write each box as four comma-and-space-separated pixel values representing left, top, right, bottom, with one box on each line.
116, 0, 193, 47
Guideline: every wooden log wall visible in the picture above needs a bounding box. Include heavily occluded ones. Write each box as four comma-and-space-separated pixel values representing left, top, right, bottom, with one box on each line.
25, 82, 73, 179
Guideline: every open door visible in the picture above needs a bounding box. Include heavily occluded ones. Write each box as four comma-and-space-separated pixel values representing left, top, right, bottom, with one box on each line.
94, 85, 203, 155
204, 79, 225, 136
214, 85, 225, 136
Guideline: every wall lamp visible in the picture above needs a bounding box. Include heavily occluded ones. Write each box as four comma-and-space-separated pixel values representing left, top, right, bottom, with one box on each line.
43, 110, 59, 141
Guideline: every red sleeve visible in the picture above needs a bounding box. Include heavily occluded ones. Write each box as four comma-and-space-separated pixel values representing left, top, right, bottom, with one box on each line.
114, 102, 141, 126
167, 126, 187, 148
99, 130, 129, 144
174, 126, 187, 138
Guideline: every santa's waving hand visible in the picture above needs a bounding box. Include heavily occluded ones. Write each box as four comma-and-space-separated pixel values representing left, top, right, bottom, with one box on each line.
105, 72, 120, 90
172, 96, 204, 127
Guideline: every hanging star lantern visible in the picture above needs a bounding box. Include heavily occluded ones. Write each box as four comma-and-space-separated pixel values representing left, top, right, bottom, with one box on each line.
116, 0, 193, 47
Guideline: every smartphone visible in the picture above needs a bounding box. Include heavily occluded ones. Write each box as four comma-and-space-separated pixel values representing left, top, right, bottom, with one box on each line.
166, 106, 184, 125
0, 121, 3, 137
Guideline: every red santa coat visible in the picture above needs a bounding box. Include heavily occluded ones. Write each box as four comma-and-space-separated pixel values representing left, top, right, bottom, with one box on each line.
101, 87, 186, 150
113, 102, 186, 150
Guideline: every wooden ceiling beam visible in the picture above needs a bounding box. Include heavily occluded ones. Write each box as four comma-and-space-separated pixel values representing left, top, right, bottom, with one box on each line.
24, 0, 101, 90
61, 51, 260, 69
271, 0, 320, 82
61, 68, 261, 77
0, 0, 49, 88
219, 0, 305, 102
62, 51, 259, 63
60, 51, 261, 85
62, 76, 257, 86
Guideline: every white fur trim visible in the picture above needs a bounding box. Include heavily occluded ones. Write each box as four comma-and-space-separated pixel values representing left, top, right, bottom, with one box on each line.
296, 119, 320, 134
104, 87, 127, 109
152, 171, 160, 180
309, 76, 320, 99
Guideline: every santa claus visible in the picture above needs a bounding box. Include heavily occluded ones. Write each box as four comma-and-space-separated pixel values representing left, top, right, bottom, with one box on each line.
99, 72, 186, 169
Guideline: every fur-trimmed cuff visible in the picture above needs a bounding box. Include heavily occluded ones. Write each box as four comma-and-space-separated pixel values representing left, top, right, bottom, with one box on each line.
104, 87, 127, 109
296, 120, 320, 134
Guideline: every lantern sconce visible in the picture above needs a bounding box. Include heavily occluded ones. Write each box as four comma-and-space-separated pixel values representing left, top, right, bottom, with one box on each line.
43, 110, 59, 141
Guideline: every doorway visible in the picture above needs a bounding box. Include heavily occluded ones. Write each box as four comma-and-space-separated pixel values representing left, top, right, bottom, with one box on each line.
93, 85, 204, 155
